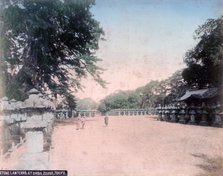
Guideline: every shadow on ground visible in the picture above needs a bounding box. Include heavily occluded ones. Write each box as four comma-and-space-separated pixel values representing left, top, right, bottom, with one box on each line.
192, 153, 223, 176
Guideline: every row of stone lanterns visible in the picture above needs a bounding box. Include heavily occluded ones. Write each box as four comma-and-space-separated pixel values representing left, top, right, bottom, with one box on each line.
108, 108, 156, 116
156, 103, 222, 127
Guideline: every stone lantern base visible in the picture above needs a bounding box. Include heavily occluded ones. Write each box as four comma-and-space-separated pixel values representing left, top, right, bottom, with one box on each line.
26, 131, 44, 153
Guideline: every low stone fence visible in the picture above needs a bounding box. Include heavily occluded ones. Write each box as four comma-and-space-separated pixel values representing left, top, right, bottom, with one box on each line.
55, 108, 157, 119
55, 110, 99, 119
107, 108, 157, 116
156, 104, 222, 127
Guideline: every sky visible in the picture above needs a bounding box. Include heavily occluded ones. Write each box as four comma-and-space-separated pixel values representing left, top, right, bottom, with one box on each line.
75, 0, 222, 102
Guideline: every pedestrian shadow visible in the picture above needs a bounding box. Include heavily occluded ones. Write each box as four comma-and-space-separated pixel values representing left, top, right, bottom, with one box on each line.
191, 153, 223, 176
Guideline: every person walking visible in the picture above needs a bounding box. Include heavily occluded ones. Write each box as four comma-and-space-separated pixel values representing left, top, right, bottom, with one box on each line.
104, 113, 109, 127
76, 117, 81, 130
80, 117, 85, 129
76, 115, 83, 130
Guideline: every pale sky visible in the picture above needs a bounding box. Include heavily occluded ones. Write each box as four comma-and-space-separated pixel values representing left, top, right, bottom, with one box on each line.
75, 0, 222, 102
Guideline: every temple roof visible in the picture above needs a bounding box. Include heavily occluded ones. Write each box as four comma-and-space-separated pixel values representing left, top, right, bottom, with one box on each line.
178, 88, 218, 101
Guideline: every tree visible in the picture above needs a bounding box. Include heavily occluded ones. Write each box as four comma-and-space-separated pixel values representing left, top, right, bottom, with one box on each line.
136, 80, 162, 108
98, 90, 138, 112
76, 98, 97, 110
164, 70, 187, 104
182, 16, 223, 88
138, 74, 186, 107
0, 0, 105, 105
97, 69, 188, 112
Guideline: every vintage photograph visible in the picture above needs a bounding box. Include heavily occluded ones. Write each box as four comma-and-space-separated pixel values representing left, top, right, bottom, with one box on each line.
0, 0, 223, 176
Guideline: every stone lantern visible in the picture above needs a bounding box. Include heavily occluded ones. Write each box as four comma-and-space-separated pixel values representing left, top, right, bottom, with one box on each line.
170, 105, 177, 122
199, 102, 209, 126
164, 106, 170, 121
161, 107, 165, 121
1, 97, 9, 111
9, 99, 19, 123
179, 108, 186, 124
156, 105, 162, 121
21, 88, 54, 153
1, 97, 13, 124
188, 104, 196, 124
213, 102, 222, 127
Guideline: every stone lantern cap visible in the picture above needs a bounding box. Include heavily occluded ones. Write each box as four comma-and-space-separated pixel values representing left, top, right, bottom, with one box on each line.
28, 88, 40, 95
23, 88, 55, 109
10, 99, 16, 103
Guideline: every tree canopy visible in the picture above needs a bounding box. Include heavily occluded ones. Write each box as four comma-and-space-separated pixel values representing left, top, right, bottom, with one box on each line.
0, 0, 105, 105
97, 70, 186, 112
76, 97, 97, 110
98, 91, 136, 113
182, 16, 223, 88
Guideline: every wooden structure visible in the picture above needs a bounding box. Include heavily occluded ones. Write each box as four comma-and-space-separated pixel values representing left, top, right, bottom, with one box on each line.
177, 88, 218, 106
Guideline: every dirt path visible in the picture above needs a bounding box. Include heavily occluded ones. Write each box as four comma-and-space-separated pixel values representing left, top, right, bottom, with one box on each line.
49, 116, 223, 176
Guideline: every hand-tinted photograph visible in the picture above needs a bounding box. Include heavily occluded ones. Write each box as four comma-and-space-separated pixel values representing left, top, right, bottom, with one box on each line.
0, 0, 223, 176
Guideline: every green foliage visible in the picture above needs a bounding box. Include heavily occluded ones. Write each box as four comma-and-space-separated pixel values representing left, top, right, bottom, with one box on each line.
136, 80, 165, 108
182, 16, 223, 88
0, 0, 105, 105
76, 97, 97, 110
65, 94, 77, 110
98, 90, 138, 113
98, 70, 186, 112
163, 70, 187, 104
